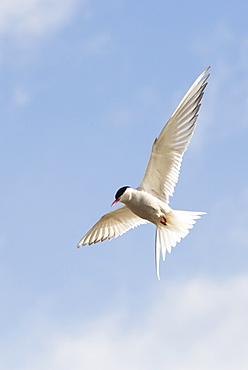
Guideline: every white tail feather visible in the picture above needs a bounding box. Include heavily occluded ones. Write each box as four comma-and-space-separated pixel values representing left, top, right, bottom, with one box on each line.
155, 210, 206, 279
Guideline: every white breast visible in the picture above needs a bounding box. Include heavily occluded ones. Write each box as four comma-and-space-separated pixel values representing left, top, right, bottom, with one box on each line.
121, 188, 170, 224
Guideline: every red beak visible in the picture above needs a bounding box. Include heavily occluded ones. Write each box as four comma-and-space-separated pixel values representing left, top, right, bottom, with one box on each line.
111, 199, 119, 206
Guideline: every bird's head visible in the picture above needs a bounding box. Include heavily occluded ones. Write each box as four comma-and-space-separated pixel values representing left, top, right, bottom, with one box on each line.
111, 186, 130, 206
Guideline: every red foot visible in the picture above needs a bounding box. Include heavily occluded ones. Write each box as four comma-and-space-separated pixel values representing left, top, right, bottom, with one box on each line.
160, 216, 167, 226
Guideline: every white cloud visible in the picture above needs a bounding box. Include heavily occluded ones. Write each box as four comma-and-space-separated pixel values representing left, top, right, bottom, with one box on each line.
0, 0, 79, 40
2, 274, 248, 370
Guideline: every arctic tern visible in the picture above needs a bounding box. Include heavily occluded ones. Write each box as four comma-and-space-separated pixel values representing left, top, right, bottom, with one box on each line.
77, 67, 210, 279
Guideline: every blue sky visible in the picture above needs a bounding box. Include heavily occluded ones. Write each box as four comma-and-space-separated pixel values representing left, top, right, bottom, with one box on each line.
1, 0, 248, 369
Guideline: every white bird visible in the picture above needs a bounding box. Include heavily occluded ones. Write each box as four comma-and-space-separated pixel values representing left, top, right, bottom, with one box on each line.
77, 67, 210, 279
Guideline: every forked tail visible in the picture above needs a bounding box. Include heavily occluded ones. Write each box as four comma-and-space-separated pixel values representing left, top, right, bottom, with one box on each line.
155, 210, 206, 279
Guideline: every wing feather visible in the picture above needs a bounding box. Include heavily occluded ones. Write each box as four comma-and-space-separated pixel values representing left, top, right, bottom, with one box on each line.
77, 206, 148, 247
140, 67, 210, 203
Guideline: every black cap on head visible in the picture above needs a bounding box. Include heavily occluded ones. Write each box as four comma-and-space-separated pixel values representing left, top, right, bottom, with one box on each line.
115, 186, 130, 200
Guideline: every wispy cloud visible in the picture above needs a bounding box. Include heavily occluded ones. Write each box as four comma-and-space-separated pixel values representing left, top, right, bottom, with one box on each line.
0, 0, 80, 41
2, 274, 247, 369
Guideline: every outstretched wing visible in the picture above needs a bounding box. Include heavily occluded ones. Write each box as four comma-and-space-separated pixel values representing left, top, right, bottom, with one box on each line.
140, 67, 210, 204
77, 205, 148, 247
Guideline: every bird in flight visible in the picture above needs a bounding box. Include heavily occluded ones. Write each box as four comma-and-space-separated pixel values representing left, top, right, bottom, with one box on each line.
77, 67, 210, 279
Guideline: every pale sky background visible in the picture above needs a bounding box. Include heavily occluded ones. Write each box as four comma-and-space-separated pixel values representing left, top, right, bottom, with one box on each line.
0, 1, 248, 369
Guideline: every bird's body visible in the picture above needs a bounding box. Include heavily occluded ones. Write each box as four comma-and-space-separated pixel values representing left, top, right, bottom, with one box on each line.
119, 187, 170, 225
77, 67, 210, 279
